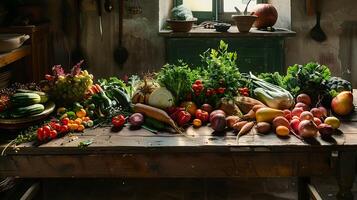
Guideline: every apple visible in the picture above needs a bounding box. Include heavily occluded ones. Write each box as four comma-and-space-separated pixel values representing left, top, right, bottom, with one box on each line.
331, 91, 354, 116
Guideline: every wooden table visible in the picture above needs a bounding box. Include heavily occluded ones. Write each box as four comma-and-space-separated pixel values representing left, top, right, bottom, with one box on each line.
1, 97, 357, 200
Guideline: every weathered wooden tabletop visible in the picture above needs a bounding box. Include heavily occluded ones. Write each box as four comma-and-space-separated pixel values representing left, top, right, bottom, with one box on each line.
1, 92, 357, 200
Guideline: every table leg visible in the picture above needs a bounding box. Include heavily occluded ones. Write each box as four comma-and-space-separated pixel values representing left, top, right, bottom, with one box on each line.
337, 151, 356, 200
298, 177, 311, 200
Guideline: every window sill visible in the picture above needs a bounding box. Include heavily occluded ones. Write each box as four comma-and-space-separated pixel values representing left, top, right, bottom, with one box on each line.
159, 26, 296, 38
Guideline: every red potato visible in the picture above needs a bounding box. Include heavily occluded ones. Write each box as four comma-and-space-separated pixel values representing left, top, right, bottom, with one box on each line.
318, 106, 328, 118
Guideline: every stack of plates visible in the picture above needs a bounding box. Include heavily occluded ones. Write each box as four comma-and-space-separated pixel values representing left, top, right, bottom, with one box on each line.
0, 69, 12, 90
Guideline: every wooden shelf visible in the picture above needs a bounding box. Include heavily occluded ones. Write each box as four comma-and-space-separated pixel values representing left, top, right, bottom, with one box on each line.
0, 46, 31, 68
159, 27, 296, 38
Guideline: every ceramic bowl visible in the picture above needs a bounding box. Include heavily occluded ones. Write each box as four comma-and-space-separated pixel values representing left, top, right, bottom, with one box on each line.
0, 34, 30, 52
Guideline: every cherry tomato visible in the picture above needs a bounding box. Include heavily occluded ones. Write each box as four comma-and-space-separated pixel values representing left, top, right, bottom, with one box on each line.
193, 119, 202, 128
43, 125, 51, 139
49, 130, 57, 139
112, 115, 126, 127
217, 87, 226, 94
194, 80, 202, 85
60, 125, 69, 134
61, 117, 70, 125
37, 128, 44, 141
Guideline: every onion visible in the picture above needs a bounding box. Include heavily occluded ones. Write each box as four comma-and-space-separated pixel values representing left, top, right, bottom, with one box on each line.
298, 120, 318, 138
252, 4, 278, 29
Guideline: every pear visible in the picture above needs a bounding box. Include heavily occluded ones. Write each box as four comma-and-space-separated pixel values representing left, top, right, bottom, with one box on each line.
331, 91, 354, 116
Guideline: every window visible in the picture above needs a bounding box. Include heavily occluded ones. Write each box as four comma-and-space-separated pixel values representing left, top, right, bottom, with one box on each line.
175, 0, 265, 22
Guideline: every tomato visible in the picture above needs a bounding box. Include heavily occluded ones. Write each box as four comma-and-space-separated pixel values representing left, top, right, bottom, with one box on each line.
76, 108, 87, 118
49, 130, 57, 139
77, 125, 85, 132
112, 115, 126, 127
217, 87, 226, 94
192, 84, 199, 91
193, 119, 202, 128
53, 123, 61, 131
37, 128, 44, 141
60, 125, 69, 134
43, 125, 51, 139
196, 84, 203, 91
180, 101, 197, 116
61, 117, 70, 125
194, 80, 202, 85
195, 109, 209, 123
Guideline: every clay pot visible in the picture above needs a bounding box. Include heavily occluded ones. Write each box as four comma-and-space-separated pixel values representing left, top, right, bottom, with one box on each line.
231, 15, 257, 33
167, 19, 197, 32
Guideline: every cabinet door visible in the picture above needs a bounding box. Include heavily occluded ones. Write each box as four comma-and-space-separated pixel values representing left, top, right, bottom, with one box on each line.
166, 37, 285, 73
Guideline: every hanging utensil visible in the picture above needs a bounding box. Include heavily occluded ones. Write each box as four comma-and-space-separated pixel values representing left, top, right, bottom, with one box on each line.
104, 0, 113, 12
96, 0, 103, 40
310, 0, 326, 42
114, 0, 128, 66
129, 0, 142, 15
71, 0, 85, 66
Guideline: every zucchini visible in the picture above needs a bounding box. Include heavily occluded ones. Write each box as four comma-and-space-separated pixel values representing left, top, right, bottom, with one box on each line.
111, 88, 131, 109
10, 104, 45, 118
11, 93, 41, 106
16, 89, 49, 104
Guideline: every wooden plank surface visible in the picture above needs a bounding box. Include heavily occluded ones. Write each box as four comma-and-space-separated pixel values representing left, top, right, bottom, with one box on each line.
0, 46, 31, 68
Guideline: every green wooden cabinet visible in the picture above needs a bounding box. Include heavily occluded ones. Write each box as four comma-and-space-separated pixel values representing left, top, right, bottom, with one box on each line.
164, 37, 287, 73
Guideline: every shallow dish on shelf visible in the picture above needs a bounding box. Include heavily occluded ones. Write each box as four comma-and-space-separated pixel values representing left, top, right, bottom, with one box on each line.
0, 101, 55, 130
0, 34, 30, 52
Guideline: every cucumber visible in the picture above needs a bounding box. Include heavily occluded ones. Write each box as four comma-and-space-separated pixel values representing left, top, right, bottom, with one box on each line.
10, 104, 45, 118
111, 88, 131, 109
11, 93, 41, 106
143, 117, 166, 131
16, 89, 49, 104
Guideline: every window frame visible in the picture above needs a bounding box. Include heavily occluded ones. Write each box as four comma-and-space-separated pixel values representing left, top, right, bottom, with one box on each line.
174, 0, 267, 23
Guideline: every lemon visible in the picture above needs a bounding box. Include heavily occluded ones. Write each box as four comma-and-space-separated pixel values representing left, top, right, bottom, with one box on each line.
324, 117, 341, 129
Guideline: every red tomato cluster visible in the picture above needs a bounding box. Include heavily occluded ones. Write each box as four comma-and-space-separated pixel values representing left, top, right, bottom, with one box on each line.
238, 87, 249, 96
206, 87, 226, 96
192, 80, 204, 96
37, 122, 70, 142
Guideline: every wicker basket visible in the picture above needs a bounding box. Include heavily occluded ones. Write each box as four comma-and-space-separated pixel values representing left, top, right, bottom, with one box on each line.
167, 19, 197, 32
231, 15, 257, 33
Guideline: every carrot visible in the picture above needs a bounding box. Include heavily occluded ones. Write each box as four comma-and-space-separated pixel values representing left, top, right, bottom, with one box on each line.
133, 103, 182, 134
236, 121, 254, 142
232, 121, 248, 132
95, 84, 103, 93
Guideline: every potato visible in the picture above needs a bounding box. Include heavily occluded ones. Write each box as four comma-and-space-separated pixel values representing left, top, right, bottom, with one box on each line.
256, 122, 271, 134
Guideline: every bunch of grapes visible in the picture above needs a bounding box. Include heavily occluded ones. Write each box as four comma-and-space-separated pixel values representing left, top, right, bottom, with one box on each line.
41, 61, 93, 106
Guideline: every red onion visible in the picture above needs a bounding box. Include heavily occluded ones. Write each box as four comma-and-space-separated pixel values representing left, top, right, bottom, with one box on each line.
298, 120, 318, 138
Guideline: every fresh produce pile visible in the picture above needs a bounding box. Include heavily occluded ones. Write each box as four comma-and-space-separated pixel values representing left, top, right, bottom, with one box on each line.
1, 41, 355, 147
